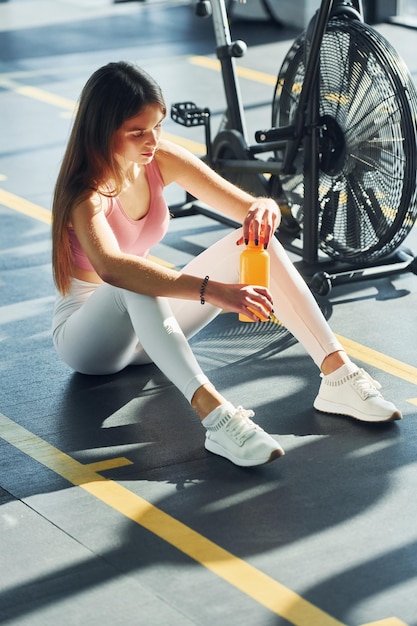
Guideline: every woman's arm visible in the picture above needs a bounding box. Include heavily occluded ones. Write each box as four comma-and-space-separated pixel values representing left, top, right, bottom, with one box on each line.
70, 193, 274, 322
156, 138, 281, 246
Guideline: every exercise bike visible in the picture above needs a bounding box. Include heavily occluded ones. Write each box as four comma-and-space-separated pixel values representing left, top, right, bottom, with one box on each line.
170, 0, 417, 295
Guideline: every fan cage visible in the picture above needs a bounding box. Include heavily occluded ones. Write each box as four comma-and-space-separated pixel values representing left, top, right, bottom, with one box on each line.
272, 17, 417, 263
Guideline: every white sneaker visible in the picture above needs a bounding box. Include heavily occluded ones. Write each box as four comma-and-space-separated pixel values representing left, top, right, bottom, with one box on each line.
204, 406, 284, 467
313, 367, 402, 423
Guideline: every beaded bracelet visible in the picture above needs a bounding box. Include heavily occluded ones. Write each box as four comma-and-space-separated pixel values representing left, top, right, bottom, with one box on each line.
200, 275, 209, 305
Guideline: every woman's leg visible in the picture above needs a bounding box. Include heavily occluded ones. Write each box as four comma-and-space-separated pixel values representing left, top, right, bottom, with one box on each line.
265, 237, 400, 421
165, 229, 240, 340
53, 281, 283, 466
267, 236, 344, 368
168, 227, 343, 368
54, 283, 210, 401
167, 228, 400, 423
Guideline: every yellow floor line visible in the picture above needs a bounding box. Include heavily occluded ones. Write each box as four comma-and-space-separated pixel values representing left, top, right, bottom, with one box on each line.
0, 188, 51, 224
0, 76, 76, 111
189, 55, 277, 86
336, 335, 417, 386
84, 457, 133, 472
0, 411, 345, 626
16, 85, 77, 111
0, 412, 408, 626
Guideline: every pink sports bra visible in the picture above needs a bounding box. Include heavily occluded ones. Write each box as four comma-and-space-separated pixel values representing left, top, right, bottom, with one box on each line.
68, 159, 170, 272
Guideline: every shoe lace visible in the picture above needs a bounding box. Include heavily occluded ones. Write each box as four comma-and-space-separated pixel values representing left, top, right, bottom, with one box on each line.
352, 369, 382, 400
224, 406, 262, 446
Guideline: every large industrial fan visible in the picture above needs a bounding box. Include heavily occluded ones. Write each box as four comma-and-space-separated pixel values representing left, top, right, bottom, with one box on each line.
272, 17, 417, 268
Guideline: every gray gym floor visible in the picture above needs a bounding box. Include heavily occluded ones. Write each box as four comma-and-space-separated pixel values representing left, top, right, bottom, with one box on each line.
1, 1, 417, 625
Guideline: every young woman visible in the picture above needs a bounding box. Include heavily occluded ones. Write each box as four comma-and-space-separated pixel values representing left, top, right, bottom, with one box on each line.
51, 61, 401, 468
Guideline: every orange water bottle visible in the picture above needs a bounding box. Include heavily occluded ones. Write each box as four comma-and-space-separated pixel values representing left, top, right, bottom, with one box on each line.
239, 238, 270, 322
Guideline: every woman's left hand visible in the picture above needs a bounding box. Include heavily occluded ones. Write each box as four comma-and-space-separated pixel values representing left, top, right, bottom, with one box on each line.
237, 197, 281, 248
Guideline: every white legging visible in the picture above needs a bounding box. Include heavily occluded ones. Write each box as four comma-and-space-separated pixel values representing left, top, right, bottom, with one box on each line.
52, 228, 343, 403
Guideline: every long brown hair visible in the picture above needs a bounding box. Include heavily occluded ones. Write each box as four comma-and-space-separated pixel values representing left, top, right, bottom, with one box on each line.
51, 61, 166, 294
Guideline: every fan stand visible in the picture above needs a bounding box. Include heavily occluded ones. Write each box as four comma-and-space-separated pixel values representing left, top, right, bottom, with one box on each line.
279, 233, 417, 296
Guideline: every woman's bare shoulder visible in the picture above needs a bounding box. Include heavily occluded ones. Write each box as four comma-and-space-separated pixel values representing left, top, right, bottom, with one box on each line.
155, 137, 206, 184
70, 190, 105, 224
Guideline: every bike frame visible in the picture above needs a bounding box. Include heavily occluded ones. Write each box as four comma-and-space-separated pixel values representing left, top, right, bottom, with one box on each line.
211, 0, 362, 150
203, 0, 363, 264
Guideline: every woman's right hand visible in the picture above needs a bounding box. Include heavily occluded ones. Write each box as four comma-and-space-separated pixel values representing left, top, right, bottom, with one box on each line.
204, 280, 274, 322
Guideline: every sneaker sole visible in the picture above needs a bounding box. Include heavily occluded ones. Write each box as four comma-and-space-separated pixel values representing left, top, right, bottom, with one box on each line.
313, 398, 402, 423
204, 440, 284, 467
